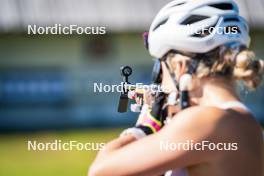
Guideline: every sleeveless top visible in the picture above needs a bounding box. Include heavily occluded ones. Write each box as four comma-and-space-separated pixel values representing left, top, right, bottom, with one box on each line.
165, 101, 251, 176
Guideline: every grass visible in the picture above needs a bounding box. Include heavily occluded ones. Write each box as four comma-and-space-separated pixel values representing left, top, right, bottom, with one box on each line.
0, 129, 122, 176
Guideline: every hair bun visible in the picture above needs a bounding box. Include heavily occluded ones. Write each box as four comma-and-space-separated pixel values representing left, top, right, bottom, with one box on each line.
235, 51, 254, 69
234, 51, 254, 78
259, 60, 264, 74
232, 50, 264, 89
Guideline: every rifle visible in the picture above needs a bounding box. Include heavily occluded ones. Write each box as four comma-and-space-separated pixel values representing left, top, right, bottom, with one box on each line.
117, 66, 162, 113
117, 63, 191, 114
117, 66, 132, 113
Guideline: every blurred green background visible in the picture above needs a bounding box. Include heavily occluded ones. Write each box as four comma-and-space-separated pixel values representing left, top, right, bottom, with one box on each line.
0, 129, 121, 176
0, 0, 263, 175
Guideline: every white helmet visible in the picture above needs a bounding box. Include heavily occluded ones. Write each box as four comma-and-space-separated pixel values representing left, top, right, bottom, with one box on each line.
148, 0, 251, 58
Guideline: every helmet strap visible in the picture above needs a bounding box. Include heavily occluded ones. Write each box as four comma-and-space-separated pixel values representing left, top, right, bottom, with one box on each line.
179, 59, 199, 109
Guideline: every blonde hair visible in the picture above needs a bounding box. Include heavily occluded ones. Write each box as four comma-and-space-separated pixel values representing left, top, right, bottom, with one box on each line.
166, 47, 264, 89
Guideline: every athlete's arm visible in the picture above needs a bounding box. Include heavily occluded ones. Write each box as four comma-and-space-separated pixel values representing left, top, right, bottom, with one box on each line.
88, 107, 225, 176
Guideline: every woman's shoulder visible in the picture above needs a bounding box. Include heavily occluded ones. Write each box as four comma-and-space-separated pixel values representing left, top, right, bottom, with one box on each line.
172, 106, 227, 124
170, 106, 261, 140
173, 105, 256, 124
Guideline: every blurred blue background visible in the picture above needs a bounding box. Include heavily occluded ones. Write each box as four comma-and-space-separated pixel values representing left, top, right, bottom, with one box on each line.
0, 0, 263, 131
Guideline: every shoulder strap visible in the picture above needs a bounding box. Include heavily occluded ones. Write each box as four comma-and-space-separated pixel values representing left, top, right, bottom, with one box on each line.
217, 101, 250, 112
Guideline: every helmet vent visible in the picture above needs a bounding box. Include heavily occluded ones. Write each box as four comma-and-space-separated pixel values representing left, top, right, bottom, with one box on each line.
170, 2, 186, 8
191, 23, 217, 38
209, 3, 234, 10
191, 30, 211, 38
153, 18, 169, 31
224, 17, 240, 22
181, 15, 210, 25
